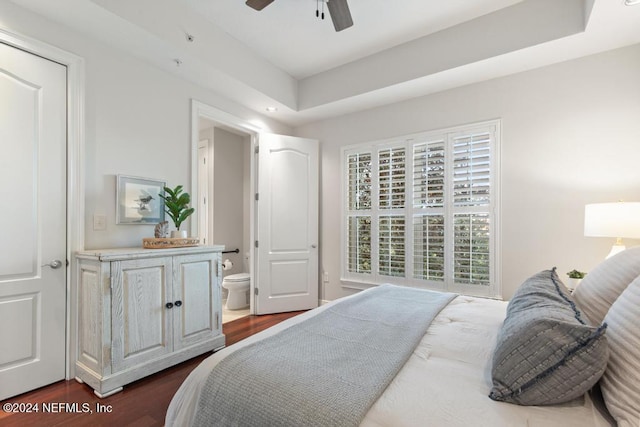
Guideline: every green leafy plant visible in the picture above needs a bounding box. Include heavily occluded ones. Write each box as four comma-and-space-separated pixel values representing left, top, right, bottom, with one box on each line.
158, 185, 194, 231
567, 269, 587, 279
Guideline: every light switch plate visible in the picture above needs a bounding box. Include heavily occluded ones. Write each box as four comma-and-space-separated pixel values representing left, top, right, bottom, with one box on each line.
93, 214, 107, 231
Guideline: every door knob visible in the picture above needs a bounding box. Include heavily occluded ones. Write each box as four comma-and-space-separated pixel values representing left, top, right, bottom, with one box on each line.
311, 244, 317, 249
42, 260, 63, 269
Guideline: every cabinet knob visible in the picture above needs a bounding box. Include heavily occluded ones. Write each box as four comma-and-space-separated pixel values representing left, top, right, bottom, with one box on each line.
165, 302, 174, 309
174, 300, 182, 307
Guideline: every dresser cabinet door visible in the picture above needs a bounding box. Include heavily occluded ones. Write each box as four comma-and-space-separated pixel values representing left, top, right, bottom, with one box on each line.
172, 253, 220, 350
111, 257, 173, 372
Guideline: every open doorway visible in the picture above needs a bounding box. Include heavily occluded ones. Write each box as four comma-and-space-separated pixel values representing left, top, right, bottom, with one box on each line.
191, 100, 320, 318
199, 121, 252, 323
192, 101, 260, 324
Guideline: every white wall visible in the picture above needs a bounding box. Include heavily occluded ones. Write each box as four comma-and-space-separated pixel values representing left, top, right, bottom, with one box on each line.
295, 43, 640, 301
0, 1, 291, 250
4, 1, 639, 303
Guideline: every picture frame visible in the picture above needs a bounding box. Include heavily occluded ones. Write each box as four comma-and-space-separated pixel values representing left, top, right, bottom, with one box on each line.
116, 175, 166, 224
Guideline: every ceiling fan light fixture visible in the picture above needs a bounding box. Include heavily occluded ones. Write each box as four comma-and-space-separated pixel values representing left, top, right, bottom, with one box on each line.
326, 0, 353, 32
245, 0, 353, 32
245, 0, 275, 11
625, 0, 640, 5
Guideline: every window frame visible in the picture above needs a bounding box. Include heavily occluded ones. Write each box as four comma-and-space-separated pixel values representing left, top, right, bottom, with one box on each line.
340, 120, 501, 298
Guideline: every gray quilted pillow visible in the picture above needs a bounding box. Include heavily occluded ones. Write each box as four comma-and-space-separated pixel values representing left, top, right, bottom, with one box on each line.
489, 269, 608, 405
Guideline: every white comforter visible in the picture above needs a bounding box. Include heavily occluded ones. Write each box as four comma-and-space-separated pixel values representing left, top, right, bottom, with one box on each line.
166, 292, 611, 427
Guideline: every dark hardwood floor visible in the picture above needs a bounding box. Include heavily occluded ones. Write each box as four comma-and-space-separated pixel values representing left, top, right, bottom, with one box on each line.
0, 311, 304, 427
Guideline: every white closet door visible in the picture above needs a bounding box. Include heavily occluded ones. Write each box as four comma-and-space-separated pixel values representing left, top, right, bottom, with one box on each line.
0, 42, 67, 400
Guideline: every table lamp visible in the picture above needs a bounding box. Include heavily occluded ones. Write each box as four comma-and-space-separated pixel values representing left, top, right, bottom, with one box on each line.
584, 202, 640, 258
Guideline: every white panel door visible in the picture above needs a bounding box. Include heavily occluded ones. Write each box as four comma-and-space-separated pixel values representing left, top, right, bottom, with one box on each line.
256, 133, 319, 314
0, 42, 67, 400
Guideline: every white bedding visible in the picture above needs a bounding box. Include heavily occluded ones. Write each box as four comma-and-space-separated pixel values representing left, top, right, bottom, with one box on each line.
166, 292, 611, 427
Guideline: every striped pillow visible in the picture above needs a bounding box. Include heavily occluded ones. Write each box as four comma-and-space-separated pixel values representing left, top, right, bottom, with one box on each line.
573, 247, 640, 325
600, 275, 640, 426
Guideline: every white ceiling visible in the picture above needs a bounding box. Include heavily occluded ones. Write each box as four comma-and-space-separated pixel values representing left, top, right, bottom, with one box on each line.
186, 0, 524, 79
8, 0, 640, 127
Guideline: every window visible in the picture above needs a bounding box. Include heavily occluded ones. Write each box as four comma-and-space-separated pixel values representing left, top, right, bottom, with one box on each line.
342, 121, 500, 297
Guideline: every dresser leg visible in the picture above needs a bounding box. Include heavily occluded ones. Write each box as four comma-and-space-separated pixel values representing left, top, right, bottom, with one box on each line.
94, 387, 123, 398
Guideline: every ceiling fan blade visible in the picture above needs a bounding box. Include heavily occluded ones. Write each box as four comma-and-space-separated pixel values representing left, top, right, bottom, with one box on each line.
245, 0, 275, 11
326, 0, 353, 32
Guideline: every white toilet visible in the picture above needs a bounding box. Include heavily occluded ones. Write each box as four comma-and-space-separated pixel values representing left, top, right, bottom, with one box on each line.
222, 253, 250, 310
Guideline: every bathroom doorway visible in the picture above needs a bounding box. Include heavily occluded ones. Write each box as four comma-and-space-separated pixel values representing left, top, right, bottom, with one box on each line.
191, 100, 319, 318
197, 115, 253, 324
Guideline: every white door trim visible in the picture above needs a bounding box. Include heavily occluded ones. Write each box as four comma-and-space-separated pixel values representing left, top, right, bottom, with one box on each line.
190, 100, 261, 314
1, 27, 85, 379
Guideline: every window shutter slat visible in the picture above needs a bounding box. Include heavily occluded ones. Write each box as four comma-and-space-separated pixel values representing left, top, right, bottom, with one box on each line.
413, 141, 445, 208
413, 214, 445, 281
347, 152, 372, 210
379, 215, 405, 277
347, 216, 371, 273
453, 213, 490, 285
453, 132, 492, 207
379, 147, 406, 209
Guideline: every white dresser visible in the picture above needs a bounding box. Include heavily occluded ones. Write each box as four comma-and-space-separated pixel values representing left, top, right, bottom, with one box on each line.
74, 245, 225, 397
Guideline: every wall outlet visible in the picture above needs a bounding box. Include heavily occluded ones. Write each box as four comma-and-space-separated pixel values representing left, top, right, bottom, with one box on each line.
323, 271, 329, 283
93, 214, 107, 231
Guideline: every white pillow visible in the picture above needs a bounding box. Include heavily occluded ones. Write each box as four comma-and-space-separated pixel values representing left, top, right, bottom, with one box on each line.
573, 246, 640, 325
600, 274, 640, 426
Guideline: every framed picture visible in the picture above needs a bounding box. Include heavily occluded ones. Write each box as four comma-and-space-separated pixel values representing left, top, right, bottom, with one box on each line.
116, 175, 166, 224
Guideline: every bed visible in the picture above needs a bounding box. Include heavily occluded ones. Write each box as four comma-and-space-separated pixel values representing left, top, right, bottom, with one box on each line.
166, 248, 640, 427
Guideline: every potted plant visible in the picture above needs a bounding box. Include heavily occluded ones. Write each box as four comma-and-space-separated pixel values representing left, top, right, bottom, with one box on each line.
159, 185, 195, 238
566, 269, 586, 290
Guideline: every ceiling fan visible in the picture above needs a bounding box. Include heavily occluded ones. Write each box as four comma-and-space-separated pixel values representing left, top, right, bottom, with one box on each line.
245, 0, 354, 32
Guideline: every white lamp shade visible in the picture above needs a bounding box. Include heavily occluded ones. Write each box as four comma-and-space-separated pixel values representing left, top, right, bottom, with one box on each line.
584, 202, 640, 238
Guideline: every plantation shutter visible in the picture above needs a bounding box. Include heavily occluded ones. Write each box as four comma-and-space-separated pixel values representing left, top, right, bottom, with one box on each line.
412, 141, 445, 281
348, 152, 372, 210
379, 215, 405, 277
378, 147, 406, 277
348, 216, 371, 274
342, 121, 499, 297
452, 133, 491, 207
378, 147, 406, 209
451, 132, 492, 286
346, 152, 372, 274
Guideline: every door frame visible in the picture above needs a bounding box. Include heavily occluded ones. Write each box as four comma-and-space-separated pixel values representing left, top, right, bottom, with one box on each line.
1, 28, 85, 379
191, 100, 261, 314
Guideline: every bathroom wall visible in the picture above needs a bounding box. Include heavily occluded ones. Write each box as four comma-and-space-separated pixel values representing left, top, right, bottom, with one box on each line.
213, 128, 248, 277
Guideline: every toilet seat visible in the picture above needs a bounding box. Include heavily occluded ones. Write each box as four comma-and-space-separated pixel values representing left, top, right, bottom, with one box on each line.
223, 273, 250, 282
